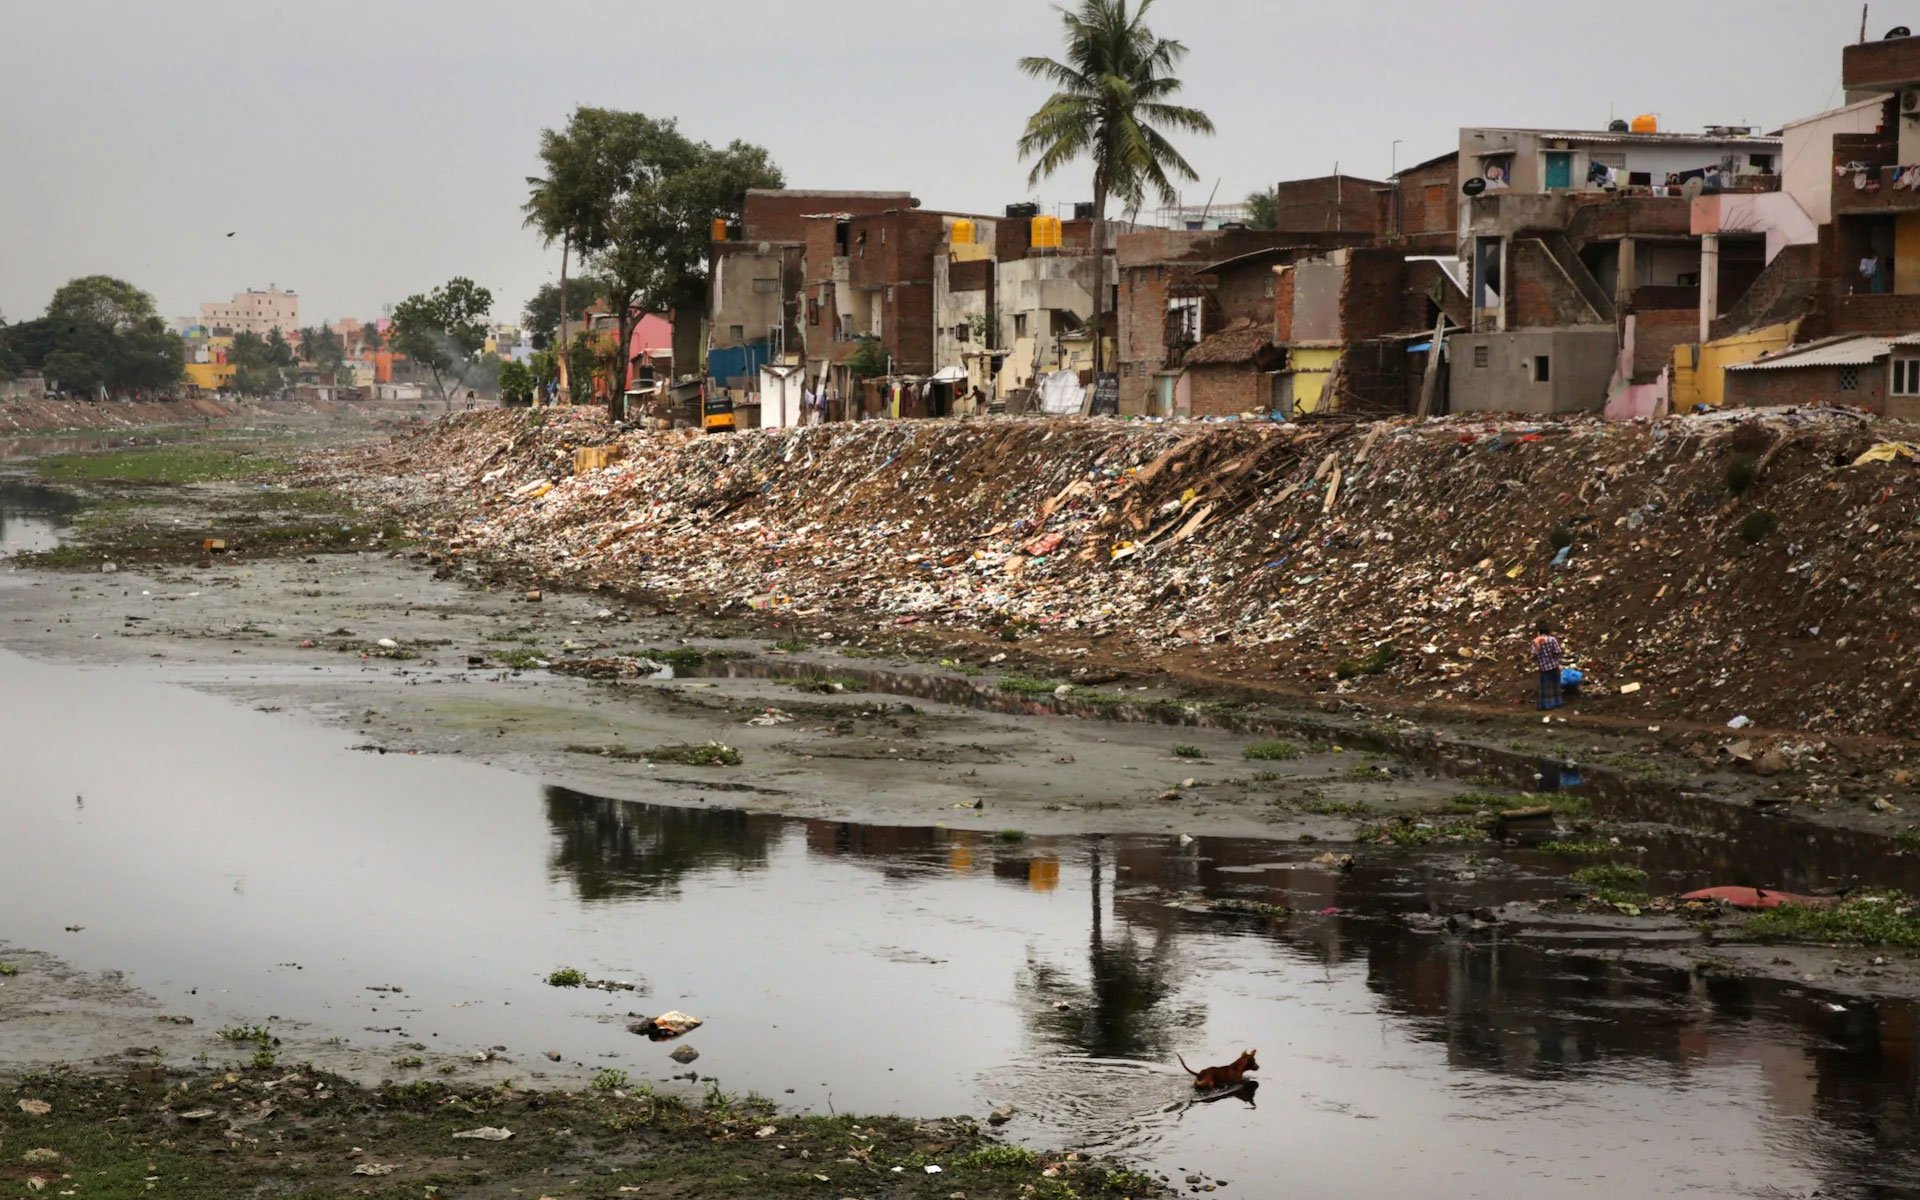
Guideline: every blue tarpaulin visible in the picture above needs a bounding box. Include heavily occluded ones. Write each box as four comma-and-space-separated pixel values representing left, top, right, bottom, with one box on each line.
708, 340, 771, 388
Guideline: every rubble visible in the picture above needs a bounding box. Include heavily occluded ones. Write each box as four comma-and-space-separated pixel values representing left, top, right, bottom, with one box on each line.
321, 406, 1920, 739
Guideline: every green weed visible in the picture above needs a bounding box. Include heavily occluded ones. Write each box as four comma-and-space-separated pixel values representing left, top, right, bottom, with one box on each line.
546, 967, 586, 988
1571, 863, 1649, 888
1744, 892, 1920, 949
1173, 744, 1206, 759
392, 1055, 424, 1070
1335, 643, 1399, 680
0, 962, 17, 976
592, 1068, 629, 1092
996, 829, 1028, 843
999, 675, 1062, 696
1243, 740, 1306, 761
1539, 841, 1627, 858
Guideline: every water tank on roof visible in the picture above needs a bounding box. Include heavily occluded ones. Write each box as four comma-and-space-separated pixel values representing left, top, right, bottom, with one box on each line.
950, 218, 975, 246
1608, 119, 1631, 133
1630, 114, 1659, 134
1006, 202, 1040, 219
1073, 202, 1096, 220
1031, 215, 1063, 250
711, 217, 729, 242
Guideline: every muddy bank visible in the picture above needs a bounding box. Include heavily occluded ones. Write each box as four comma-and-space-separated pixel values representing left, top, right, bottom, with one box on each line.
0, 394, 427, 435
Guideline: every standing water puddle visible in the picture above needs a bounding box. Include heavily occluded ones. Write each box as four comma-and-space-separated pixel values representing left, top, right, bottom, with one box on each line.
3, 646, 1919, 1197
0, 480, 79, 556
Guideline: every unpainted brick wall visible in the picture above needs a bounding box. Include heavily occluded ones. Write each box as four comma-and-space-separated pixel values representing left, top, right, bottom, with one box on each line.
743, 193, 908, 244
1335, 340, 1419, 414
1187, 365, 1267, 417
1270, 175, 1387, 236
1725, 362, 1886, 413
1390, 158, 1458, 251
1340, 249, 1408, 341
1630, 309, 1697, 383
1512, 241, 1603, 327
1830, 294, 1920, 334
1274, 268, 1296, 342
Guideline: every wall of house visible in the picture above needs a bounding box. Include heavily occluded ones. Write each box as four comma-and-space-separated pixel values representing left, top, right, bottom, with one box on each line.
996, 253, 1104, 391
1391, 157, 1460, 251
1785, 99, 1888, 225
740, 190, 911, 243
1725, 361, 1886, 412
1628, 309, 1698, 383
1669, 322, 1796, 408
1462, 128, 1780, 198
709, 246, 788, 352
1511, 240, 1606, 327
933, 255, 992, 383
1186, 363, 1267, 417
1268, 175, 1387, 235
1341, 249, 1410, 341
1286, 346, 1342, 414
1450, 328, 1618, 414
1290, 262, 1344, 342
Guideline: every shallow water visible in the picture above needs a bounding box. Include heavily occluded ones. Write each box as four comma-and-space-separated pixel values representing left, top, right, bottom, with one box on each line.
0, 481, 78, 557
3, 646, 1920, 1198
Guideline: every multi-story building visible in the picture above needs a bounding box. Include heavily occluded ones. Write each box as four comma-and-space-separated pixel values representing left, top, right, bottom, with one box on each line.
199, 286, 300, 337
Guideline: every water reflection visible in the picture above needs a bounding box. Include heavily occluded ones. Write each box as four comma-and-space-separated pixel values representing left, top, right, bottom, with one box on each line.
544, 786, 781, 901
0, 481, 80, 556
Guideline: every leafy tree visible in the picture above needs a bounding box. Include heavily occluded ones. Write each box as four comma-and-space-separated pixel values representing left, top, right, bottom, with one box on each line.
1018, 0, 1214, 373
498, 358, 535, 404
522, 277, 610, 347
390, 277, 494, 410
299, 325, 347, 376
846, 336, 888, 380
526, 107, 782, 413
1246, 188, 1278, 231
360, 322, 383, 354
228, 330, 287, 395
9, 276, 182, 396
47, 275, 159, 333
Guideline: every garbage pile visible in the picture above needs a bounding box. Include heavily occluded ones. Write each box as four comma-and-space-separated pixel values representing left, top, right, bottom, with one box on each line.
322, 406, 1920, 739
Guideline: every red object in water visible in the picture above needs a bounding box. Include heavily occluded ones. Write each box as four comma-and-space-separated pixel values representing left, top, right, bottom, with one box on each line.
1318, 906, 1342, 916
1681, 886, 1830, 910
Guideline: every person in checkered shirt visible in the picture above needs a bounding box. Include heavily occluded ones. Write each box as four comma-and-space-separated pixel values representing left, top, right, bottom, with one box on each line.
1531, 622, 1565, 711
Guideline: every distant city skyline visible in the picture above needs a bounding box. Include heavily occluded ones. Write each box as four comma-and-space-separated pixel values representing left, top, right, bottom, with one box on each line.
0, 0, 1869, 328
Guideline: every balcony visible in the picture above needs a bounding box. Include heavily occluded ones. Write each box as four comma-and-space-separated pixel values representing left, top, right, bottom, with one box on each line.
1831, 166, 1920, 216
1844, 35, 1920, 93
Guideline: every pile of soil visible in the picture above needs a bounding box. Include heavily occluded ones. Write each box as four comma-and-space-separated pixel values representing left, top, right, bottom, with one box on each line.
321, 406, 1920, 743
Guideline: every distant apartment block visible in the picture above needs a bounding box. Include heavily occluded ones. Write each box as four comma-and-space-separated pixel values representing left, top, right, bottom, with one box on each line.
200, 286, 300, 336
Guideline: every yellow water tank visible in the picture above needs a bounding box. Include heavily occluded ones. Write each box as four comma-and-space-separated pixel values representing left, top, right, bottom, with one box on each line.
951, 218, 975, 246
1031, 214, 1063, 250
711, 217, 729, 242
1630, 113, 1659, 134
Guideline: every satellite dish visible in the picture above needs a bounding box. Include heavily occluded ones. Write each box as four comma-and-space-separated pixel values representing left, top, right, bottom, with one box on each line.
1463, 177, 1488, 197
1887, 25, 1912, 38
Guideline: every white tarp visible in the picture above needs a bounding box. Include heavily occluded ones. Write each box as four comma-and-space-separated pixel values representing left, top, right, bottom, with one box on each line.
1036, 370, 1086, 416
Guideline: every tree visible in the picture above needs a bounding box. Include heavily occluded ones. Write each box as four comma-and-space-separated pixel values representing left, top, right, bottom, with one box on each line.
47, 275, 159, 333
525, 107, 782, 414
1246, 188, 1278, 231
360, 322, 383, 354
390, 277, 494, 410
299, 325, 346, 377
522, 277, 610, 347
498, 359, 535, 404
13, 276, 182, 396
1018, 0, 1214, 374
846, 336, 887, 380
229, 330, 287, 395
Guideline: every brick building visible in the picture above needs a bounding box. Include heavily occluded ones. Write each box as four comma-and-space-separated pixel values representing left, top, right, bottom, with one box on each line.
709, 190, 911, 401
1182, 319, 1281, 416
1723, 334, 1920, 416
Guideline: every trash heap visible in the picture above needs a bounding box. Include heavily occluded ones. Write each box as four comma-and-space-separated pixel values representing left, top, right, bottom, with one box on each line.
325, 407, 1920, 739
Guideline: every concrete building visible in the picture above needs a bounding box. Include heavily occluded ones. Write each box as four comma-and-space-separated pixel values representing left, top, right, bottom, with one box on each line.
709, 189, 912, 405
1722, 333, 1920, 417
200, 286, 299, 337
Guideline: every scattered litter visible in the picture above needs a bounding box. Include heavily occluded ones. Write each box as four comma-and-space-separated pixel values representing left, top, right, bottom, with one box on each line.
451, 1127, 514, 1141
629, 1010, 704, 1041
16, 1099, 51, 1116
351, 1164, 397, 1177
1727, 716, 1753, 730
1680, 886, 1831, 910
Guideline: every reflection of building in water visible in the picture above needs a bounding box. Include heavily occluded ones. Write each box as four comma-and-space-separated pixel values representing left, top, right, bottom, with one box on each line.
543, 788, 781, 902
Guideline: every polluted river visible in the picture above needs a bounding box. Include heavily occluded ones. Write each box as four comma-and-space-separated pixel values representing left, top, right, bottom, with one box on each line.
5, 437, 1920, 1198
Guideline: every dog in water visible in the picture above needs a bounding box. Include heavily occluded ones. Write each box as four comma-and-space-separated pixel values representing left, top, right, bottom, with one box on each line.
1176, 1049, 1259, 1090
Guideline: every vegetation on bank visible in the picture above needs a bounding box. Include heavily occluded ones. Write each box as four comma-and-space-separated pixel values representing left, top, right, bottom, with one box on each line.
0, 1064, 1164, 1198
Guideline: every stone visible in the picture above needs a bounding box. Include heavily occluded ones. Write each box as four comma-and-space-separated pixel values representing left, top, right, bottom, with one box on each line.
669, 1045, 700, 1065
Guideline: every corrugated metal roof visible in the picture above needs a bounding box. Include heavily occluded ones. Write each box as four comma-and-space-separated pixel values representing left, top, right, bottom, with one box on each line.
1722, 335, 1920, 371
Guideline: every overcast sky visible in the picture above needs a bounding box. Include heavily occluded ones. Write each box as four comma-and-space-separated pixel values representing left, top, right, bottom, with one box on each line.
0, 0, 1878, 328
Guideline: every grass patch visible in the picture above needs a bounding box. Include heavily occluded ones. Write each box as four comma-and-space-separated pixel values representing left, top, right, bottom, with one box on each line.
546, 967, 585, 988
1725, 453, 1759, 496
1744, 892, 1920, 949
215, 1023, 271, 1046
1358, 815, 1488, 847
495, 648, 546, 670
641, 646, 743, 671
1243, 740, 1306, 761
999, 675, 1062, 696
592, 1068, 630, 1091
1335, 643, 1399, 680
1539, 840, 1629, 858
1571, 863, 1649, 888
1207, 897, 1289, 918
392, 1055, 424, 1069
767, 636, 809, 653
0, 962, 17, 977
1172, 744, 1206, 759
39, 443, 291, 485
996, 829, 1028, 843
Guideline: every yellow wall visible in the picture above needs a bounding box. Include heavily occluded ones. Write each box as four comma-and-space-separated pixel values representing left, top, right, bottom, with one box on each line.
1898, 213, 1920, 296
1670, 322, 1796, 408
184, 362, 236, 390
1289, 347, 1341, 414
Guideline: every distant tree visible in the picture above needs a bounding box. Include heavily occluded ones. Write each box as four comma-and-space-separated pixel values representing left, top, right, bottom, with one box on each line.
1245, 188, 1278, 231
22, 276, 182, 396
846, 336, 887, 380
299, 325, 347, 376
360, 322, 383, 354
498, 358, 535, 404
1018, 0, 1214, 373
47, 275, 159, 333
390, 277, 494, 410
522, 277, 610, 346
228, 330, 287, 395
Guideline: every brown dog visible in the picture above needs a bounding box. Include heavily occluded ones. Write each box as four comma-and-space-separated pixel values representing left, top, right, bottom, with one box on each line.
1177, 1049, 1259, 1090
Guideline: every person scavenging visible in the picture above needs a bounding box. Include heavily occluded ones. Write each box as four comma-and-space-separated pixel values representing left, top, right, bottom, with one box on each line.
1532, 621, 1565, 711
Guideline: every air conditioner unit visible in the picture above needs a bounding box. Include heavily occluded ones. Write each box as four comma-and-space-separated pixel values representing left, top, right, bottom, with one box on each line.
1902, 89, 1920, 116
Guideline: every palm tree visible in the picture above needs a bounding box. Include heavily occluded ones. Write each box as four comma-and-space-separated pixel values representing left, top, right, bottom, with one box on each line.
522, 173, 573, 399
1018, 0, 1214, 375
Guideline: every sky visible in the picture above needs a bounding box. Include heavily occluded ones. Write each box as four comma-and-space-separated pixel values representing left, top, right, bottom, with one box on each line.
0, 0, 1878, 329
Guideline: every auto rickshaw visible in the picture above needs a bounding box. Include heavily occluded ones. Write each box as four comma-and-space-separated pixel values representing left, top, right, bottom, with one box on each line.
702, 389, 736, 434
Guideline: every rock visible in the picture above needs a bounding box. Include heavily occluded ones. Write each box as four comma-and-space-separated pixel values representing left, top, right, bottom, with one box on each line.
1755, 750, 1790, 777
988, 1106, 1015, 1126
669, 1045, 700, 1064
100, 562, 117, 574
1180, 777, 1197, 789
544, 1050, 562, 1062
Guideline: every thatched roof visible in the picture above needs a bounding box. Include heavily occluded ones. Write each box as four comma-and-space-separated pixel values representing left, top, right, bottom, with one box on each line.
1185, 319, 1275, 367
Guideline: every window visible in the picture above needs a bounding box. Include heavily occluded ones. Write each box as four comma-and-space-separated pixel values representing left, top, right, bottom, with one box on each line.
1533, 355, 1551, 383
1840, 365, 1861, 392
1473, 345, 1490, 369
728, 325, 745, 342
1749, 153, 1775, 173
955, 323, 971, 343
752, 277, 779, 294
1014, 314, 1029, 338
1896, 359, 1920, 396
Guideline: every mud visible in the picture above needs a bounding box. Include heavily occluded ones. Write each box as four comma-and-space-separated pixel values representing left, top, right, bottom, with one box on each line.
12, 425, 1920, 1196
